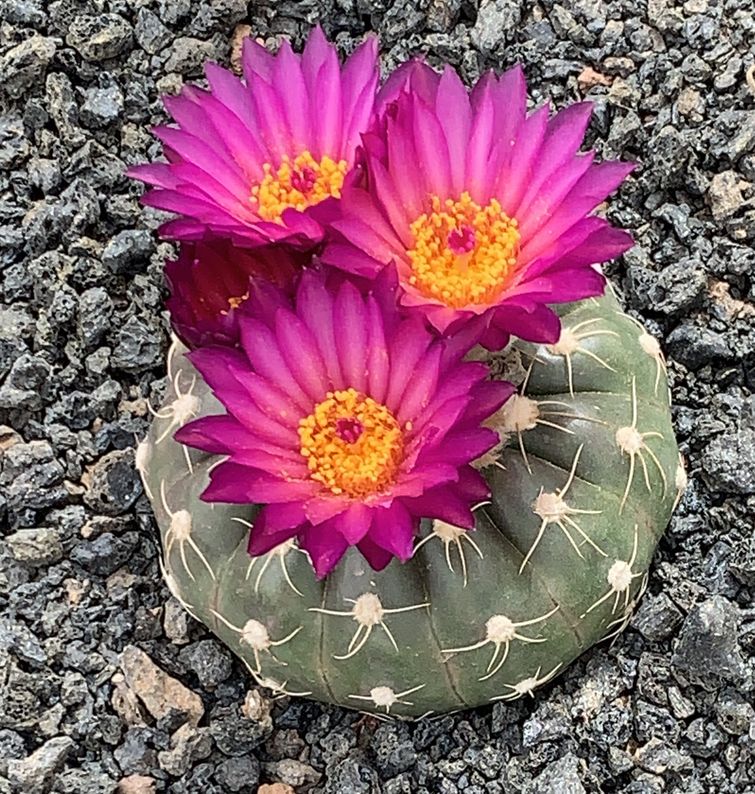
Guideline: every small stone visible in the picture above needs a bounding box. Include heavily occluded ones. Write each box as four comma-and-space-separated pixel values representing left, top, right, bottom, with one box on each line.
165, 36, 223, 76
67, 14, 134, 62
632, 592, 684, 641
178, 640, 233, 689
45, 73, 85, 148
667, 686, 695, 719
78, 287, 114, 348
701, 430, 755, 494
627, 260, 706, 316
470, 0, 521, 55
672, 596, 749, 689
526, 753, 586, 793
208, 705, 269, 755
120, 645, 204, 726
157, 724, 212, 776
83, 449, 142, 515
634, 737, 694, 774
134, 8, 173, 55
708, 170, 749, 221
28, 156, 62, 193
0, 35, 56, 99
0, 114, 30, 168
1, 440, 67, 514
102, 230, 154, 275
257, 786, 295, 794
426, 0, 461, 31
71, 532, 137, 576
7, 736, 73, 794
715, 695, 755, 735
0, 353, 51, 411
667, 323, 732, 369
215, 756, 261, 792
111, 316, 162, 373
241, 690, 272, 726
5, 527, 63, 567
264, 759, 321, 788
80, 84, 125, 129
117, 776, 156, 794
163, 598, 191, 645
114, 728, 157, 776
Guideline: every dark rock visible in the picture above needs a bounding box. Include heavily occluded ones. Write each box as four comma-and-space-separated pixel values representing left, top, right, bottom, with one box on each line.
525, 753, 586, 793
83, 449, 142, 515
135, 8, 174, 55
208, 705, 270, 756
701, 429, 755, 494
78, 287, 114, 348
634, 737, 693, 774
666, 323, 733, 369
80, 84, 125, 129
626, 260, 706, 316
178, 640, 233, 689
0, 354, 51, 411
470, 0, 521, 55
157, 724, 213, 776
672, 597, 749, 690
0, 114, 31, 168
0, 35, 57, 99
111, 316, 163, 373
715, 693, 755, 736
70, 532, 138, 576
1, 440, 67, 514
67, 14, 134, 62
323, 754, 379, 794
114, 728, 157, 776
102, 229, 154, 275
632, 593, 684, 642
214, 755, 261, 792
45, 73, 86, 149
165, 36, 225, 76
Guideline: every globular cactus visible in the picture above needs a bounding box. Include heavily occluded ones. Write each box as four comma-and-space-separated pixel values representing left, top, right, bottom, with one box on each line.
140, 291, 681, 718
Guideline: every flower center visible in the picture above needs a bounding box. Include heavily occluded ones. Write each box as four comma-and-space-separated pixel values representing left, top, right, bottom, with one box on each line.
298, 388, 404, 498
251, 151, 348, 222
224, 291, 250, 313
407, 192, 520, 309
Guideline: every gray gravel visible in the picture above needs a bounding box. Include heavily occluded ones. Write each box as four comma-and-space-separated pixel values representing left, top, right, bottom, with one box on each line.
1, 0, 755, 792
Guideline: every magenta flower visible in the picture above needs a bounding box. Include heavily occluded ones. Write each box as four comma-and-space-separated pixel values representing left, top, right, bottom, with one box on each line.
128, 27, 379, 249
165, 240, 301, 348
175, 271, 515, 577
324, 62, 635, 348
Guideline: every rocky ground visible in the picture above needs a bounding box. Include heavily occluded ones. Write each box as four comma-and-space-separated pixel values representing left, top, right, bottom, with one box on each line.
1, 0, 755, 792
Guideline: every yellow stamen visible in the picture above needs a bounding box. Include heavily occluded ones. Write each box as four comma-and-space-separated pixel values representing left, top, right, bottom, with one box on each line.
251, 151, 348, 222
227, 292, 249, 310
407, 192, 521, 308
298, 388, 404, 498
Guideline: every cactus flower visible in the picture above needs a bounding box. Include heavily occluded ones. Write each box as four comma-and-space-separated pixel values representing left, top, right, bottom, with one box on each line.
128, 27, 379, 249
165, 240, 300, 348
174, 271, 515, 577
324, 62, 635, 348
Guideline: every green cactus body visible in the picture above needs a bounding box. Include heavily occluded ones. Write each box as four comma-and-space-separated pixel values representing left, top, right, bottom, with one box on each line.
141, 293, 682, 718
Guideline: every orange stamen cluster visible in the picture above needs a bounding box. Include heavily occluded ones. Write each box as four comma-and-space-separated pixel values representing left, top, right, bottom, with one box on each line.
251, 151, 348, 222
407, 192, 521, 308
298, 388, 405, 498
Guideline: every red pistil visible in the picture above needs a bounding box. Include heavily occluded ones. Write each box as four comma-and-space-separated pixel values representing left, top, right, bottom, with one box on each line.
291, 166, 317, 194
447, 225, 476, 254
336, 417, 364, 444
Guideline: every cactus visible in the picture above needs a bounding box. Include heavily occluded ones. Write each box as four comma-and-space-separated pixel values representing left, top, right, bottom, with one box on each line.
140, 290, 681, 718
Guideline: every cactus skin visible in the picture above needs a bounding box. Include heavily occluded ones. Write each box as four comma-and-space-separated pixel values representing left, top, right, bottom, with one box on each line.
142, 292, 682, 718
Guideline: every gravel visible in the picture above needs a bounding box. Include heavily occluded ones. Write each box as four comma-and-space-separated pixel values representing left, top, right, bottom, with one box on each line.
1, 0, 754, 792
